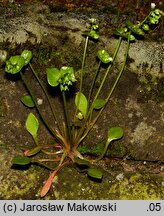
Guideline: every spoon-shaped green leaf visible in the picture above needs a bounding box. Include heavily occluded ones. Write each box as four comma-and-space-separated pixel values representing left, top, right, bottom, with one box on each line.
11, 156, 31, 165
21, 95, 35, 108
93, 98, 106, 110
25, 113, 39, 141
47, 67, 61, 87
107, 127, 123, 143
75, 92, 88, 118
87, 167, 103, 180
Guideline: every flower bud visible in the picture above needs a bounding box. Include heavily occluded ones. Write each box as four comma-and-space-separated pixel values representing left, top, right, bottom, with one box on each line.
151, 3, 156, 10
5, 55, 25, 74
142, 24, 149, 31
21, 50, 32, 65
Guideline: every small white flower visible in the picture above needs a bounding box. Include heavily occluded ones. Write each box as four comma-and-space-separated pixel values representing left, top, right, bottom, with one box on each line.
151, 3, 156, 10
109, 57, 113, 62
89, 18, 97, 24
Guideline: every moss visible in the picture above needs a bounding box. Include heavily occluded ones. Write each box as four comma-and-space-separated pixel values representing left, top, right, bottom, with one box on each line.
78, 145, 91, 154
91, 141, 105, 155
78, 141, 105, 155
108, 173, 163, 199
108, 141, 127, 157
0, 164, 44, 199
78, 140, 126, 158
44, 165, 164, 200
0, 147, 47, 200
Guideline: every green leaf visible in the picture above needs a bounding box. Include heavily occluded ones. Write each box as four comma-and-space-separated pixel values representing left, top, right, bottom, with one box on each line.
87, 167, 103, 179
74, 157, 90, 166
26, 146, 42, 156
75, 92, 88, 117
25, 113, 39, 138
93, 98, 106, 110
47, 67, 61, 87
107, 127, 123, 143
97, 49, 112, 64
11, 156, 31, 165
21, 95, 35, 108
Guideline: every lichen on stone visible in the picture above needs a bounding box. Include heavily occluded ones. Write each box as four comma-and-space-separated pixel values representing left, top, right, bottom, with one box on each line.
130, 122, 156, 146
